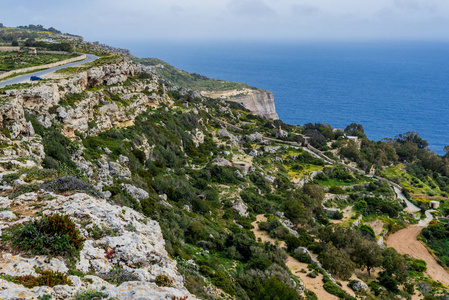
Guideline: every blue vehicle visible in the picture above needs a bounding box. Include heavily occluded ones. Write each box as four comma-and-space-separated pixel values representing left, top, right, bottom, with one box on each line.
30, 76, 42, 81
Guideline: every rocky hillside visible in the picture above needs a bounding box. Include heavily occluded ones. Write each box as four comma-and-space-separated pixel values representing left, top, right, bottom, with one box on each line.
1, 32, 449, 300
135, 58, 279, 119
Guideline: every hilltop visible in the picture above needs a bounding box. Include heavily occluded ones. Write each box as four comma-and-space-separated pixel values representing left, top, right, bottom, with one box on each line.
0, 25, 449, 300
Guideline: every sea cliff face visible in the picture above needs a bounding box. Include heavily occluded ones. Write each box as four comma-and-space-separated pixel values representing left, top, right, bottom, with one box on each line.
230, 90, 279, 120
201, 89, 279, 120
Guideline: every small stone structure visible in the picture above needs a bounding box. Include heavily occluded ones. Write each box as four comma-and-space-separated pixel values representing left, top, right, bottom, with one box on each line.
430, 201, 440, 209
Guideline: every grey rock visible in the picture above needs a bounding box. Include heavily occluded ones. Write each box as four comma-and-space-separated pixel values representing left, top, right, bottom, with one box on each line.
264, 146, 280, 154
247, 132, 263, 142
119, 155, 129, 164
265, 175, 275, 183
232, 199, 248, 217
234, 170, 244, 178
121, 184, 149, 200
159, 200, 172, 208
217, 129, 240, 145
249, 149, 259, 157
232, 162, 251, 175
109, 162, 131, 178
103, 147, 113, 154
351, 280, 368, 291
212, 156, 231, 167
0, 210, 17, 221
103, 190, 112, 199
275, 129, 288, 138
13, 179, 27, 186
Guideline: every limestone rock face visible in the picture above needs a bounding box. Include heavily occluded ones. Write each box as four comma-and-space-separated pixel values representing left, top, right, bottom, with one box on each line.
201, 89, 279, 120
0, 192, 194, 300
230, 90, 278, 120
0, 59, 163, 141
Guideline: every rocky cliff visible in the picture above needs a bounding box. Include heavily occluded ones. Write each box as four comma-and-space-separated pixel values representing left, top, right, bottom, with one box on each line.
0, 59, 195, 299
0, 191, 193, 300
201, 88, 279, 120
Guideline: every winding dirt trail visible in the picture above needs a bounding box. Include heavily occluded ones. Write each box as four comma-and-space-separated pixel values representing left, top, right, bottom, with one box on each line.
387, 225, 449, 287
251, 215, 357, 299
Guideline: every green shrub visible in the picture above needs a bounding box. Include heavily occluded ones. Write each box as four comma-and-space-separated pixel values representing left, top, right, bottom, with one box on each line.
43, 156, 60, 169
14, 270, 72, 288
328, 210, 343, 220
86, 224, 119, 239
104, 266, 139, 285
6, 214, 84, 257
155, 274, 173, 287
40, 176, 100, 197
305, 290, 318, 300
60, 92, 86, 106
75, 290, 108, 300
8, 183, 40, 199
2, 173, 20, 183
323, 280, 354, 299
412, 259, 427, 272
359, 224, 375, 238
23, 168, 57, 182
328, 186, 346, 194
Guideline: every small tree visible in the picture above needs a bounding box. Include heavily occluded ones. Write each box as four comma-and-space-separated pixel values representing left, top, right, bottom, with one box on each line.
351, 238, 382, 278
25, 38, 35, 47
320, 242, 354, 280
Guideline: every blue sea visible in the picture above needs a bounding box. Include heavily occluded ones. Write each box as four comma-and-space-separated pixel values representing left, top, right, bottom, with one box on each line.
119, 40, 449, 154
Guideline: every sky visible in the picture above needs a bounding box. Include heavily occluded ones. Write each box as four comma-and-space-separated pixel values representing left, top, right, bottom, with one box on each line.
1, 0, 449, 43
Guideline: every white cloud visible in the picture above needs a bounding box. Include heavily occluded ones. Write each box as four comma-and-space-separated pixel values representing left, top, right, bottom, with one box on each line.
1, 0, 449, 41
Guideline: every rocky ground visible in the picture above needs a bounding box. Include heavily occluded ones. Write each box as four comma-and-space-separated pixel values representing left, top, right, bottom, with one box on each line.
0, 57, 197, 299
0, 187, 194, 299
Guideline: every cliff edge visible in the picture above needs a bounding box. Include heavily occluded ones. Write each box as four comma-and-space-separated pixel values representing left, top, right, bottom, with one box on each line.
134, 58, 279, 120
201, 88, 279, 120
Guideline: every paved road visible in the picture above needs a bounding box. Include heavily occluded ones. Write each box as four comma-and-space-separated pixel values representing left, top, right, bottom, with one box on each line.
393, 186, 420, 214
0, 54, 98, 88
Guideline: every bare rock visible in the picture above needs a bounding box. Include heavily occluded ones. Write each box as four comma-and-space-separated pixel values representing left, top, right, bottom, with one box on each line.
121, 184, 149, 200
212, 156, 231, 167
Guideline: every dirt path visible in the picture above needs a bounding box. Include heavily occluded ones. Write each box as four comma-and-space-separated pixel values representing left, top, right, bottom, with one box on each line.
365, 219, 384, 236
387, 225, 449, 287
251, 215, 355, 299
331, 205, 353, 224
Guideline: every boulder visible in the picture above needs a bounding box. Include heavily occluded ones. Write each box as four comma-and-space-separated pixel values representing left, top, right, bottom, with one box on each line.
212, 156, 231, 167
121, 184, 149, 200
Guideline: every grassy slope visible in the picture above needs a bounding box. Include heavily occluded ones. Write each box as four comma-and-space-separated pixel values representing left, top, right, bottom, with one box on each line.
133, 57, 259, 92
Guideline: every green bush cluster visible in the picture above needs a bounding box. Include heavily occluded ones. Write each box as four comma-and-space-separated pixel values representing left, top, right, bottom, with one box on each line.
5, 213, 84, 257
60, 92, 87, 106
26, 112, 80, 173
322, 275, 354, 299
353, 196, 402, 218
155, 274, 173, 287
12, 270, 72, 288
103, 266, 139, 285
421, 223, 449, 267
75, 290, 108, 300
86, 224, 119, 239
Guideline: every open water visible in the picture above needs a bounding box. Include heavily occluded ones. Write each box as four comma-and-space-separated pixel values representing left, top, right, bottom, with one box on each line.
122, 40, 449, 154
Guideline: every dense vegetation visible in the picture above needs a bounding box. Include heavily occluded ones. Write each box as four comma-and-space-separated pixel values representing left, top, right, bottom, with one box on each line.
421, 222, 449, 267
1, 32, 449, 298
